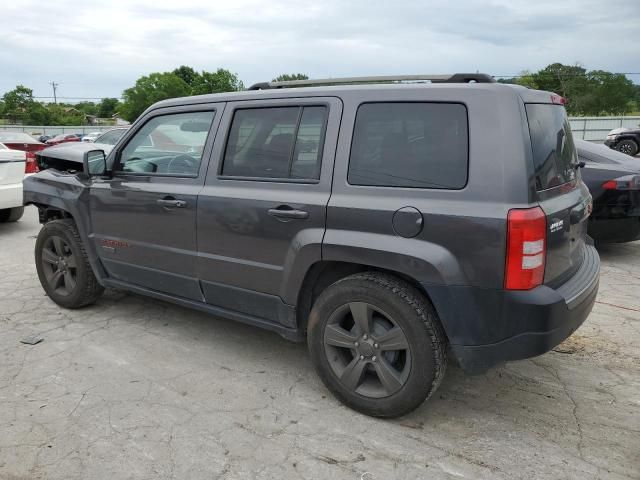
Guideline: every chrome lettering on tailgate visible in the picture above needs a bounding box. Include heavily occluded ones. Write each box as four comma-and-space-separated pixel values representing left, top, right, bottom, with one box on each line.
550, 219, 564, 233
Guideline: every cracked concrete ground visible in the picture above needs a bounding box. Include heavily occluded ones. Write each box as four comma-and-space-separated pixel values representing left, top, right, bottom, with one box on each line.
1, 207, 639, 480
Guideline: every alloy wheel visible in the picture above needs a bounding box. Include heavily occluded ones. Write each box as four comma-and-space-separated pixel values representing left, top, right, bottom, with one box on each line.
41, 235, 78, 296
323, 302, 411, 398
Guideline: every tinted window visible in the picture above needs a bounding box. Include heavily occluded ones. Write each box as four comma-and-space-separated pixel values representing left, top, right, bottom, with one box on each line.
526, 104, 577, 190
222, 106, 327, 180
96, 129, 126, 145
117, 111, 214, 176
348, 103, 468, 189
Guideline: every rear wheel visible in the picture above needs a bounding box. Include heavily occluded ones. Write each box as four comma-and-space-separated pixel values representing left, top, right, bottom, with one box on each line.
35, 219, 104, 308
0, 206, 24, 223
308, 272, 447, 417
616, 139, 639, 157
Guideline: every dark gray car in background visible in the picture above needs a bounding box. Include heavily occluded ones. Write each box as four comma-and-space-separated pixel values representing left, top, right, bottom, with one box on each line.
23, 74, 600, 417
577, 139, 640, 243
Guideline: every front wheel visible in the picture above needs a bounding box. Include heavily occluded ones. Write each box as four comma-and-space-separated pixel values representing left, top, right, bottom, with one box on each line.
616, 139, 639, 157
35, 219, 104, 308
307, 272, 447, 417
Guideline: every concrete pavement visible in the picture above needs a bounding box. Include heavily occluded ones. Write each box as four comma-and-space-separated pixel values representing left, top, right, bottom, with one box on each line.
1, 207, 639, 479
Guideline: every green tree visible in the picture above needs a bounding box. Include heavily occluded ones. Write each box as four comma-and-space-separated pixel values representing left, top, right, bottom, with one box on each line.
523, 63, 636, 115
119, 72, 190, 122
46, 104, 85, 125
98, 97, 120, 118
272, 73, 309, 82
25, 102, 53, 124
583, 71, 635, 115
73, 101, 98, 116
2, 85, 34, 122
172, 66, 199, 87
514, 70, 538, 89
190, 69, 244, 95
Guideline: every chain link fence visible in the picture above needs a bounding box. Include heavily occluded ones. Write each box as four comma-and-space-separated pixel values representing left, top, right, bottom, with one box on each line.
0, 125, 115, 137
568, 116, 640, 142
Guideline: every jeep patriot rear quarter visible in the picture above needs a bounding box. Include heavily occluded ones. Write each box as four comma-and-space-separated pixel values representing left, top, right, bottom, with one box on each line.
24, 73, 599, 417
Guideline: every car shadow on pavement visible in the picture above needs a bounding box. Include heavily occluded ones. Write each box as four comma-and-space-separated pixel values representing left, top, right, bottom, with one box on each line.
89, 287, 589, 429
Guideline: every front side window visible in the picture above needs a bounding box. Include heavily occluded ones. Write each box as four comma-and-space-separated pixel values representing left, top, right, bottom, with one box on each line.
348, 102, 469, 189
117, 111, 215, 176
222, 105, 327, 180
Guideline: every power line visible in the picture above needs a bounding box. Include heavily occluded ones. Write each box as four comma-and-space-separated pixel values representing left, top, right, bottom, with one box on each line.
33, 96, 123, 100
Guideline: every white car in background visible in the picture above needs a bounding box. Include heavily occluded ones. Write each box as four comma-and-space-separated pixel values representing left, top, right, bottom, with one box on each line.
0, 142, 26, 222
81, 131, 104, 143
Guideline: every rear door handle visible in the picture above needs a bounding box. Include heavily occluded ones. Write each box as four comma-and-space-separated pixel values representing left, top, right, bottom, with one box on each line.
267, 207, 309, 220
157, 197, 187, 208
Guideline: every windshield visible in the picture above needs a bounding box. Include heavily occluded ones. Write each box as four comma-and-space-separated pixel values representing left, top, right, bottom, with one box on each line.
525, 104, 577, 191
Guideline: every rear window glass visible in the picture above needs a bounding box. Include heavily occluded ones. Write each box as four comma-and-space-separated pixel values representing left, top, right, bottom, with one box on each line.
526, 104, 577, 191
348, 103, 468, 189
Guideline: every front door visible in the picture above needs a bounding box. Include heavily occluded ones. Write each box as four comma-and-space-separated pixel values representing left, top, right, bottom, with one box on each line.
89, 105, 222, 301
197, 97, 342, 325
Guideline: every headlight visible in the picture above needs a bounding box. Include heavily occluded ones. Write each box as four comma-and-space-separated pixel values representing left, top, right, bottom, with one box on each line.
606, 134, 617, 140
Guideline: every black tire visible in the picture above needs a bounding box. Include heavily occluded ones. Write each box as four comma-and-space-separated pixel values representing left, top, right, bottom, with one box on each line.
616, 139, 639, 157
35, 219, 104, 308
307, 272, 447, 418
0, 206, 24, 223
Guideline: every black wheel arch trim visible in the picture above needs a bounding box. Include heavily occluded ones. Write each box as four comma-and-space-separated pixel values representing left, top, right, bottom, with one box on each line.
23, 172, 109, 286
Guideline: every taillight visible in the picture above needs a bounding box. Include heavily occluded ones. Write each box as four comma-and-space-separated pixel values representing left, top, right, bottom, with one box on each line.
25, 152, 39, 174
505, 207, 547, 290
602, 175, 640, 191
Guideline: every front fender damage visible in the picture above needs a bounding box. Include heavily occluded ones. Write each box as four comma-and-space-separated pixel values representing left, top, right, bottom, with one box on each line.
23, 170, 107, 284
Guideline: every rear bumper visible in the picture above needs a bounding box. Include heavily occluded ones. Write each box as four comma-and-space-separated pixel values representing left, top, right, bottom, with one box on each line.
0, 182, 23, 210
426, 244, 600, 374
589, 217, 640, 243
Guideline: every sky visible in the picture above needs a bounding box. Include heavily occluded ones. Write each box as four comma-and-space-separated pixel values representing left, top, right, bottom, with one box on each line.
1, 0, 639, 101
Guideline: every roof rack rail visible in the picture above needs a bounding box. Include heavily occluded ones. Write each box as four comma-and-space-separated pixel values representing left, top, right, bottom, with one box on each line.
248, 73, 495, 90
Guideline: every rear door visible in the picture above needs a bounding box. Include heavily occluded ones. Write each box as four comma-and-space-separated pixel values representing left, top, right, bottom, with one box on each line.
525, 103, 591, 285
196, 97, 341, 324
89, 105, 222, 300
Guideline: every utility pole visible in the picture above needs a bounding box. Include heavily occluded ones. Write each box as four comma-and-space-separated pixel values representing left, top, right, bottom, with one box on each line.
50, 81, 58, 104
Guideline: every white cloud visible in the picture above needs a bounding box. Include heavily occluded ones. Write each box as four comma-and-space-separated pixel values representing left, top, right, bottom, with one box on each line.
1, 0, 638, 100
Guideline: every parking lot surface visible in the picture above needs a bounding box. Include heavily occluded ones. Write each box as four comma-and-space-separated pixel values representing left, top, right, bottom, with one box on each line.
1, 207, 639, 480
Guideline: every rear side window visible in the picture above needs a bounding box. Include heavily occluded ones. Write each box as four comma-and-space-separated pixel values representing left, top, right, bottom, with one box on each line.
525, 104, 577, 191
348, 102, 468, 189
222, 106, 328, 180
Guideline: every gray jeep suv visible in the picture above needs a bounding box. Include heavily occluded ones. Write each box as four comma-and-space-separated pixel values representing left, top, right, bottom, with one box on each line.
24, 73, 600, 417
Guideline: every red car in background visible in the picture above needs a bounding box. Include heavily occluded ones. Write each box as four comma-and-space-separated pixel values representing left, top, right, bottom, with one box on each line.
0, 131, 46, 173
45, 133, 82, 146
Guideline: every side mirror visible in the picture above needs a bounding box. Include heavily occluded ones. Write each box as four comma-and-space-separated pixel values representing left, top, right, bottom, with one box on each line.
82, 149, 107, 177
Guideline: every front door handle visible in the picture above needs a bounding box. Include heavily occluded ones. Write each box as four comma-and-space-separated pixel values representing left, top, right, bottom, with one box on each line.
267, 206, 309, 220
157, 197, 187, 208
